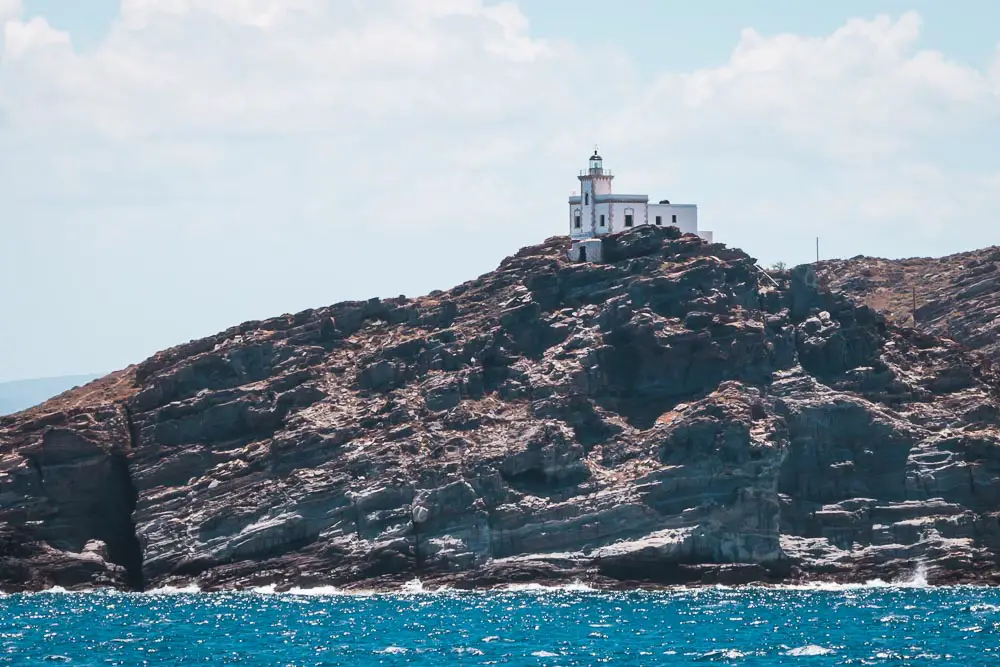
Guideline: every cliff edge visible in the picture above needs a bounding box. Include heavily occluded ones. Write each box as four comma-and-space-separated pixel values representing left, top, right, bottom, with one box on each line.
2, 227, 999, 592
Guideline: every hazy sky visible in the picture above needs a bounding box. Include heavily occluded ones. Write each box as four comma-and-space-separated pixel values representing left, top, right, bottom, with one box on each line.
1, 1, 998, 381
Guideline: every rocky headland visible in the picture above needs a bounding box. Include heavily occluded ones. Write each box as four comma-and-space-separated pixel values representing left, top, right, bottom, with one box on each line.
2, 227, 999, 593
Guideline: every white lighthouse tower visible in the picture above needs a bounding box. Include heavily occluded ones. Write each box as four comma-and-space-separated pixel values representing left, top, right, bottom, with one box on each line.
568, 148, 711, 262
577, 149, 614, 235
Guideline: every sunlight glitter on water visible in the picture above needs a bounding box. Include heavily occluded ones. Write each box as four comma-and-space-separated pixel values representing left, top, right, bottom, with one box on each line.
2, 581, 999, 665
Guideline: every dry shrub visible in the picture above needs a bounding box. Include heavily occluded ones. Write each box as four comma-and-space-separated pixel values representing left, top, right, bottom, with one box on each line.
864, 288, 892, 314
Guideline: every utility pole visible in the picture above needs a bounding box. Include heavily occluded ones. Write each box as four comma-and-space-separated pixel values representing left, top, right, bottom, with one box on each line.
815, 237, 819, 263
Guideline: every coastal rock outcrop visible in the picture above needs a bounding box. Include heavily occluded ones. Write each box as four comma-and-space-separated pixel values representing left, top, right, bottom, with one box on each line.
1, 227, 999, 591
816, 246, 1000, 363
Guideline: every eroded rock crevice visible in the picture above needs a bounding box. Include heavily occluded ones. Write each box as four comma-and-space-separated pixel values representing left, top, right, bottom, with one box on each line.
108, 450, 144, 590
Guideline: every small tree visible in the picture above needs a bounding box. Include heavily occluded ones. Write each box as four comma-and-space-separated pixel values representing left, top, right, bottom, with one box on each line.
770, 261, 788, 272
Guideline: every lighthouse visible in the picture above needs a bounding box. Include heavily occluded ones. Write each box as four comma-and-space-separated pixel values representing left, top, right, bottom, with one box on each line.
568, 149, 711, 262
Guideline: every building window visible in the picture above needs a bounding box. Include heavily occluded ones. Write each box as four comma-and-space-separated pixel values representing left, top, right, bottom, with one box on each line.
599, 214, 605, 227
624, 207, 634, 227
672, 214, 677, 224
573, 208, 581, 229
655, 216, 662, 226
585, 192, 589, 205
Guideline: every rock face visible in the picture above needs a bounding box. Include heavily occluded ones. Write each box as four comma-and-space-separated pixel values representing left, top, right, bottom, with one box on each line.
816, 246, 1000, 362
1, 227, 999, 592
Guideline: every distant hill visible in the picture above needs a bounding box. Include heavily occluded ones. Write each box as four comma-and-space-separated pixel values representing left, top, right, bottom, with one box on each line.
0, 374, 102, 416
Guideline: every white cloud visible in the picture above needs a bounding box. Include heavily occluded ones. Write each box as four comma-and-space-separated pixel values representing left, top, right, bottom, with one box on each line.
0, 8, 995, 230
2, 0, 580, 138
1, 5, 1000, 378
118, 0, 325, 28
990, 45, 1000, 91
0, 0, 20, 21
3, 16, 70, 59
12, 5, 984, 158
611, 12, 996, 162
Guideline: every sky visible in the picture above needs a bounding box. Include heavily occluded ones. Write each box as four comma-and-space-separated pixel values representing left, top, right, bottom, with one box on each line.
1, 1, 998, 381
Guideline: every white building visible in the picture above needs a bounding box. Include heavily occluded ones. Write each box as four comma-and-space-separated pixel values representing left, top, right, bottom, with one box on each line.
568, 150, 712, 262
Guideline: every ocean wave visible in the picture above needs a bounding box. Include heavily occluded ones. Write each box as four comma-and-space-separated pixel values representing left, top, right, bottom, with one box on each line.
785, 645, 835, 656
31, 586, 77, 594
375, 646, 408, 654
250, 584, 278, 594
400, 578, 426, 593
767, 564, 930, 591
246, 583, 371, 596
500, 579, 596, 593
699, 648, 746, 660
11, 563, 939, 596
283, 585, 349, 596
2, 581, 996, 663
145, 584, 203, 594
247, 578, 452, 597
249, 578, 596, 596
22, 586, 119, 595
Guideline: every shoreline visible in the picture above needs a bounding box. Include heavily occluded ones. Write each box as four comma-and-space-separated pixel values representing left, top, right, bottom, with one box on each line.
5, 565, 992, 596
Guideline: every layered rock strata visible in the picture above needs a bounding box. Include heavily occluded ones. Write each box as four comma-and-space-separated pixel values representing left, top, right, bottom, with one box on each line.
1, 227, 999, 592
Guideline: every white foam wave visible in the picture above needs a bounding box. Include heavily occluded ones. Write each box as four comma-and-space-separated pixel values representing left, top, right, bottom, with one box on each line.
768, 563, 930, 591
770, 580, 890, 591
145, 584, 202, 594
376, 646, 408, 654
701, 649, 746, 660
283, 585, 346, 596
250, 584, 278, 594
785, 645, 835, 656
247, 583, 361, 596
10, 563, 937, 596
244, 579, 454, 597
34, 586, 75, 594
501, 579, 596, 593
27, 586, 114, 595
400, 578, 426, 594
904, 563, 930, 588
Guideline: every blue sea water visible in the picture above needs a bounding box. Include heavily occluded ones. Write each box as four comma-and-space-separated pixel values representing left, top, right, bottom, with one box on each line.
2, 579, 1000, 665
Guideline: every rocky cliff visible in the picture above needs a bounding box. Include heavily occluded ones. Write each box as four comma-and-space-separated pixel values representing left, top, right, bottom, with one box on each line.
2, 227, 999, 592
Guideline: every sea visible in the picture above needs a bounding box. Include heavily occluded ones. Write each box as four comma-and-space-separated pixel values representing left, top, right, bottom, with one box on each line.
2, 572, 999, 665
